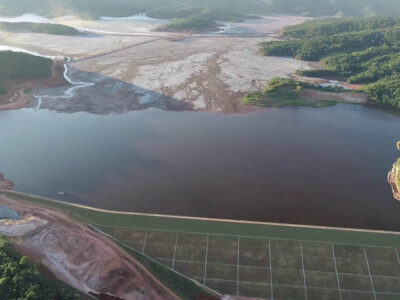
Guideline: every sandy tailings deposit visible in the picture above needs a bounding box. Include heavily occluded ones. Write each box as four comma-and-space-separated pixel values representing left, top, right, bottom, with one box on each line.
0, 15, 311, 114
0, 195, 179, 300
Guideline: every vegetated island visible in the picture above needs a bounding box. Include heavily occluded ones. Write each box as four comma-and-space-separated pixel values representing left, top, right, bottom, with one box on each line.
0, 21, 80, 35
388, 141, 400, 201
0, 51, 67, 110
244, 17, 400, 109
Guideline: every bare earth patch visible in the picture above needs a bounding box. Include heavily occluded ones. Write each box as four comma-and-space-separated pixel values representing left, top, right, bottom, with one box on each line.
0, 195, 180, 300
388, 162, 400, 201
0, 15, 311, 114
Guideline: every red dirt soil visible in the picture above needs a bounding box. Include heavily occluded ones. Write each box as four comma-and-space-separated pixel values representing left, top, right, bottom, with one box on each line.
0, 194, 180, 300
0, 60, 68, 110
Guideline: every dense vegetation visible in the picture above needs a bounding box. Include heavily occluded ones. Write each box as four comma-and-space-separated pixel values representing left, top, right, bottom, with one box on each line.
2, 0, 400, 19
0, 51, 52, 79
0, 22, 79, 35
261, 17, 400, 109
242, 78, 338, 108
362, 76, 400, 108
0, 236, 76, 299
0, 51, 53, 95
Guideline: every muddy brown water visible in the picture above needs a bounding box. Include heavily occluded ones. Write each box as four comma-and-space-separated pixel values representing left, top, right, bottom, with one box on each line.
1, 104, 400, 230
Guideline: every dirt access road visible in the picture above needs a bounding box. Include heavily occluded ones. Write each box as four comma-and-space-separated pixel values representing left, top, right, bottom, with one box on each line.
0, 194, 181, 300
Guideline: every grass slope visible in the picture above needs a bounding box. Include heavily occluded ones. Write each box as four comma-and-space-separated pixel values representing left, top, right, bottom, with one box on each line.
2, 191, 400, 248
96, 228, 216, 300
242, 78, 339, 108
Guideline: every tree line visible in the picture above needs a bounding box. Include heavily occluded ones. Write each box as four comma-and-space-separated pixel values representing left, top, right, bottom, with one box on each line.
0, 51, 52, 80
261, 17, 400, 109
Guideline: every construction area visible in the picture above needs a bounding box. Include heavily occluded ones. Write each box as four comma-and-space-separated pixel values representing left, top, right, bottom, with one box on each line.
2, 190, 400, 300
92, 223, 400, 300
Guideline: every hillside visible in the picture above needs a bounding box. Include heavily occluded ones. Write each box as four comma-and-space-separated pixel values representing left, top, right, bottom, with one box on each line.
0, 236, 77, 299
157, 17, 218, 33
0, 51, 53, 96
154, 5, 253, 32
260, 17, 400, 109
2, 0, 400, 19
0, 21, 79, 35
0, 51, 52, 80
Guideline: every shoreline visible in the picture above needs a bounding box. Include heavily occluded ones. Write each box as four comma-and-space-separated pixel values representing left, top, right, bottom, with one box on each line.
0, 193, 181, 299
2, 189, 400, 236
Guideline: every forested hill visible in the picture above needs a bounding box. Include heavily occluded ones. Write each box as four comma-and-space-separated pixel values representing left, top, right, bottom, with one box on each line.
282, 17, 400, 39
157, 17, 219, 33
0, 51, 53, 95
1, 0, 400, 19
261, 17, 400, 109
0, 236, 77, 299
0, 22, 79, 35
262, 17, 400, 61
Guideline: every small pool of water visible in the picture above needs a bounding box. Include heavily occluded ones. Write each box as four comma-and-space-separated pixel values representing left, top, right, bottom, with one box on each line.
0, 205, 20, 220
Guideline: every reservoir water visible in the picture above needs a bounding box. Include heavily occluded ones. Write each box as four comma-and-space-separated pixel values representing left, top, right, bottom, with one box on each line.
1, 104, 400, 230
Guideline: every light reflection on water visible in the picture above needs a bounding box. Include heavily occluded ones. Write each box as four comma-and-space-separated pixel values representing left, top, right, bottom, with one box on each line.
1, 104, 400, 230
